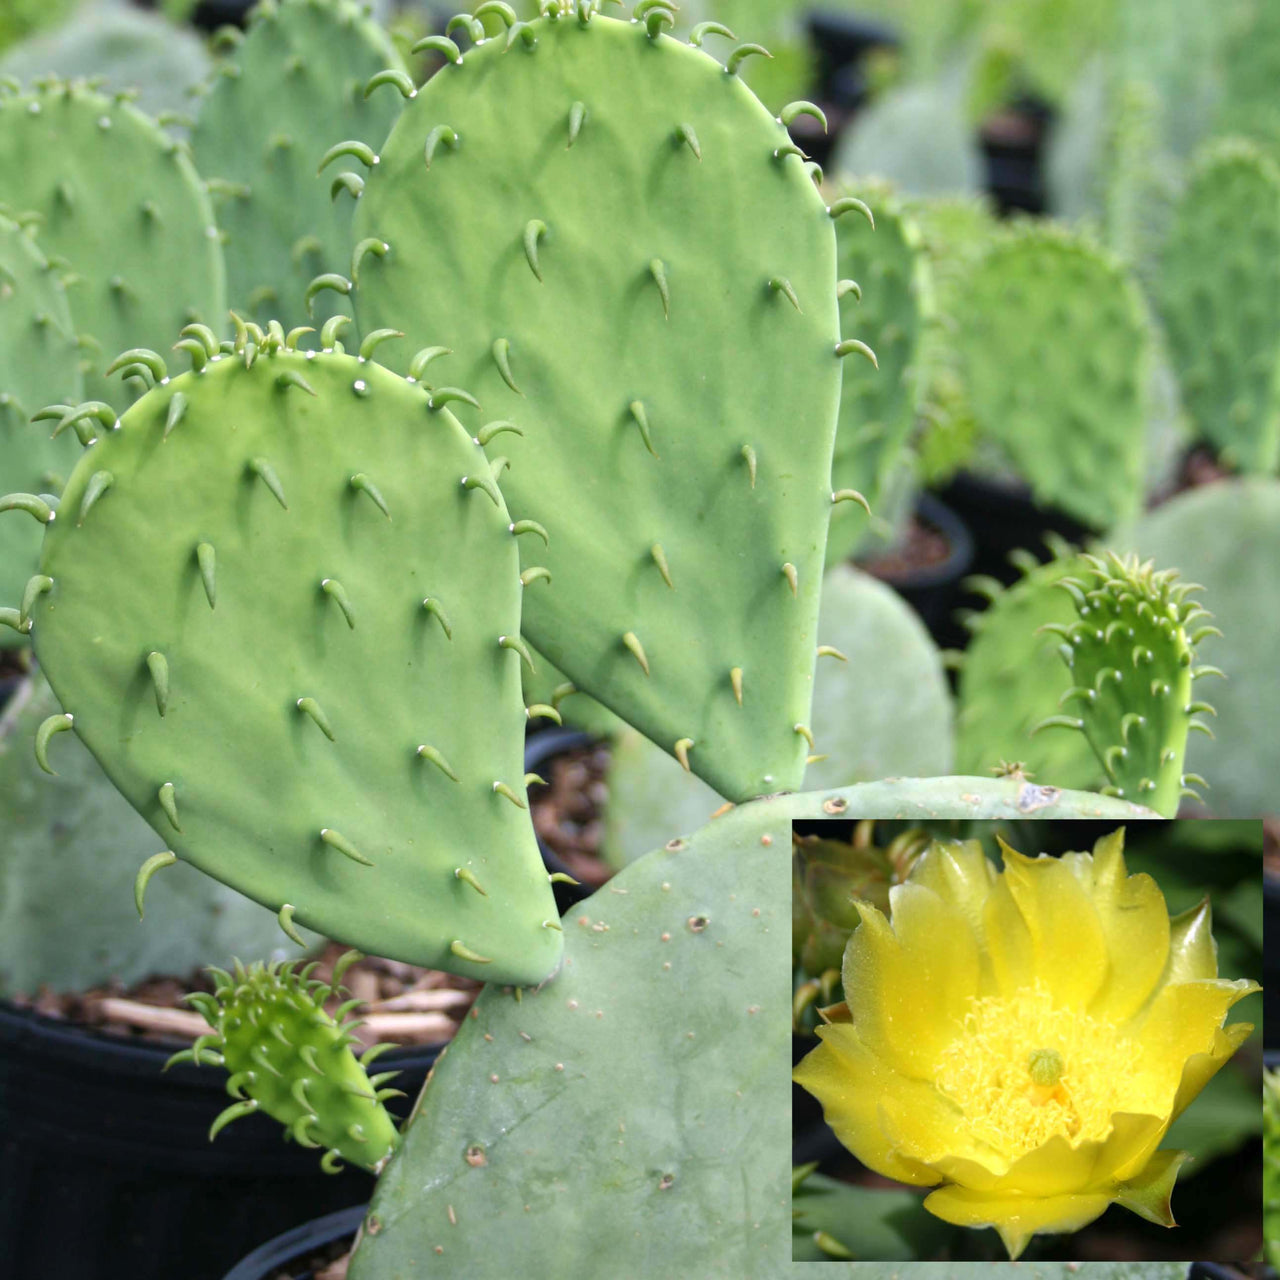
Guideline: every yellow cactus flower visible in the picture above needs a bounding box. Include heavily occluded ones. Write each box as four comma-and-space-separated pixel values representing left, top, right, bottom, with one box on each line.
793, 829, 1259, 1259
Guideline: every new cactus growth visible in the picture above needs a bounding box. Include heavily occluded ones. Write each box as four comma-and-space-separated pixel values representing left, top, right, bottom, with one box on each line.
343, 2, 855, 802
1035, 550, 1219, 816
956, 543, 1103, 792
170, 952, 402, 1174
0, 77, 225, 409
955, 222, 1150, 529
0, 212, 81, 644
191, 0, 404, 330
1155, 139, 1280, 474
6, 320, 561, 983
827, 183, 932, 566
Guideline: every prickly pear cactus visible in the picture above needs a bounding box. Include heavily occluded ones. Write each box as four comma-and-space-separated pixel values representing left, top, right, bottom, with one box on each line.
171, 953, 400, 1173
955, 546, 1103, 792
955, 222, 1150, 529
1155, 139, 1280, 474
0, 212, 81, 647
1109, 477, 1279, 818
346, 3, 852, 801
1216, 0, 1280, 167
348, 776, 1149, 1277
191, 0, 404, 331
8, 322, 561, 983
0, 672, 303, 997
601, 565, 954, 869
522, 642, 622, 739
0, 77, 225, 408
827, 184, 932, 567
1035, 551, 1219, 817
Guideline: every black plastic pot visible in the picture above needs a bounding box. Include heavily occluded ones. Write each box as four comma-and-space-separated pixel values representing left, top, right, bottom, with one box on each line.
978, 96, 1054, 216
857, 492, 974, 653
1265, 876, 1280, 1052
223, 1203, 366, 1280
936, 468, 1092, 590
525, 725, 597, 912
189, 0, 257, 32
0, 1001, 439, 1280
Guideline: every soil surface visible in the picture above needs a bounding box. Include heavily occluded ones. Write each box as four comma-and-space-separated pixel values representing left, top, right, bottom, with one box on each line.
857, 513, 953, 582
528, 739, 613, 888
11, 942, 482, 1050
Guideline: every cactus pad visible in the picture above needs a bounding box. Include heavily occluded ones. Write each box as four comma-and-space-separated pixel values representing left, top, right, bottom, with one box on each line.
956, 546, 1103, 792
1155, 139, 1280, 474
14, 324, 561, 983
955, 222, 1150, 529
0, 78, 225, 408
191, 0, 404, 331
171, 953, 401, 1174
1035, 550, 1218, 816
348, 5, 846, 801
0, 212, 81, 646
0, 673, 302, 997
827, 184, 931, 566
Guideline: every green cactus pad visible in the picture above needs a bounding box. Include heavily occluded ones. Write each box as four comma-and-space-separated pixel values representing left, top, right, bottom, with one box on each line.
955, 222, 1150, 529
1155, 139, 1280, 474
171, 954, 400, 1173
16, 325, 561, 983
956, 546, 1103, 792
349, 5, 845, 801
827, 184, 932, 566
522, 642, 622, 739
0, 673, 304, 997
1108, 478, 1278, 818
348, 775, 1149, 1276
0, 78, 225, 408
1035, 550, 1218, 817
191, 0, 404, 331
0, 212, 81, 647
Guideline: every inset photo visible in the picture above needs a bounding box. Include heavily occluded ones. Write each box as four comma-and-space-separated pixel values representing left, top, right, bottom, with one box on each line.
792, 818, 1263, 1265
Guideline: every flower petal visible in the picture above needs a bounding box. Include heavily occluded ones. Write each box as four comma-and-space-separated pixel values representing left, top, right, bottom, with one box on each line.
841, 885, 980, 1077
1161, 897, 1219, 987
1073, 829, 1171, 1023
1168, 1021, 1256, 1124
988, 841, 1108, 1008
904, 840, 998, 943
1131, 977, 1259, 1104
923, 1182, 1112, 1259
1114, 1148, 1191, 1227
793, 1024, 951, 1187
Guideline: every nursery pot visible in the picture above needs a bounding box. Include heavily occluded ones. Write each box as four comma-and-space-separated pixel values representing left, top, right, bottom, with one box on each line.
1265, 875, 1280, 1052
978, 96, 1054, 216
222, 1203, 366, 1280
936, 468, 1092, 589
0, 1001, 439, 1280
856, 492, 974, 653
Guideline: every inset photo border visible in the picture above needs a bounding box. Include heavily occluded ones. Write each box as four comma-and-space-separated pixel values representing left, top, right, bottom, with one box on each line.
791, 817, 1263, 1265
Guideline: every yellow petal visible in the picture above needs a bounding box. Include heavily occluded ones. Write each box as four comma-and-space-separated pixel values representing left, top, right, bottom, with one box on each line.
793, 1024, 951, 1187
923, 1182, 1112, 1259
1168, 1020, 1256, 1125
841, 885, 980, 1077
1073, 830, 1171, 1023
1131, 977, 1260, 1103
1161, 897, 1219, 987
904, 839, 998, 940
1088, 1111, 1170, 1186
987, 841, 1107, 1008
1114, 1148, 1191, 1226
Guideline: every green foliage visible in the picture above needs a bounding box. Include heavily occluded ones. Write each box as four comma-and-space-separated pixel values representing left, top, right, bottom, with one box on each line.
0, 672, 301, 996
1155, 139, 1280, 474
0, 0, 76, 55
1266, 1070, 1280, 1269
0, 213, 81, 645
955, 222, 1151, 529
0, 78, 225, 408
956, 546, 1103, 791
1036, 551, 1218, 817
1107, 478, 1280, 817
348, 9, 845, 801
0, 4, 212, 120
171, 953, 401, 1173
14, 322, 560, 983
827, 186, 932, 565
191, 0, 404, 331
